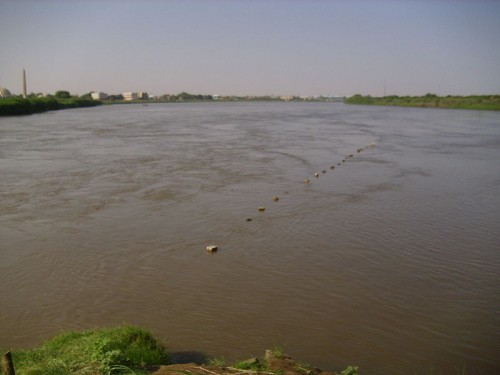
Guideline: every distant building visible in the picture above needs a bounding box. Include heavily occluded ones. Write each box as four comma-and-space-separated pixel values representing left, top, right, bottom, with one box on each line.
138, 92, 148, 100
0, 87, 13, 99
123, 92, 138, 101
91, 92, 108, 100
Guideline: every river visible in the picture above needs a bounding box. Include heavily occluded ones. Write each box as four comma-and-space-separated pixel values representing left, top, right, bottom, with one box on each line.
1, 102, 499, 374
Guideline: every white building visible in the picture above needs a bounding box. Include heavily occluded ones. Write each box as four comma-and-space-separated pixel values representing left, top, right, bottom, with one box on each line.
91, 92, 108, 100
123, 92, 138, 101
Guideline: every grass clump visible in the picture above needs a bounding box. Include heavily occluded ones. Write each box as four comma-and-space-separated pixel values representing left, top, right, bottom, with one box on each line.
270, 345, 285, 358
232, 359, 262, 372
340, 365, 359, 375
5, 325, 169, 375
208, 357, 226, 368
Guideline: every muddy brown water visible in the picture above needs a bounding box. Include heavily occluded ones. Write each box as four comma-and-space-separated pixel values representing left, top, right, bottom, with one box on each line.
1, 102, 499, 374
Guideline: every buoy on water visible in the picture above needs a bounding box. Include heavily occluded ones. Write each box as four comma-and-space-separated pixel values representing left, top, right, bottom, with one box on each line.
258, 207, 266, 212
206, 245, 218, 253
272, 196, 279, 201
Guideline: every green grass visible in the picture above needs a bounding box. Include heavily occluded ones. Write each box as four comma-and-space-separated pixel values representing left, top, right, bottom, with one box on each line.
340, 365, 359, 375
2, 325, 169, 375
232, 359, 262, 372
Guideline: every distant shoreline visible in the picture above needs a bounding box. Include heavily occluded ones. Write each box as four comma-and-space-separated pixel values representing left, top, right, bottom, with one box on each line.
3, 94, 500, 116
0, 96, 344, 116
345, 94, 500, 111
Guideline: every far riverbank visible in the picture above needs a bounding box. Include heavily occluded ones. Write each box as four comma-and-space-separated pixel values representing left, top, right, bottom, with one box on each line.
345, 94, 500, 111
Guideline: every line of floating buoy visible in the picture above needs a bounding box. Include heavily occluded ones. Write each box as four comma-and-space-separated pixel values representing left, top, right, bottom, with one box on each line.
300, 142, 376, 187
206, 143, 376, 253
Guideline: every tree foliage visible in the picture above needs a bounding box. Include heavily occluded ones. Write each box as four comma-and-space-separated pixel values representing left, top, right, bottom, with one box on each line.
80, 92, 93, 100
55, 90, 71, 98
0, 96, 101, 116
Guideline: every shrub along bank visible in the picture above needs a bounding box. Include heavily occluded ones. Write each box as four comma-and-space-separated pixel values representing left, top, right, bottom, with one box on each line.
0, 97, 101, 116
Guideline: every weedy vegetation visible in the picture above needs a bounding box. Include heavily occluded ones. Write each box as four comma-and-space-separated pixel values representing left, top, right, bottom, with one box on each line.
208, 357, 226, 368
2, 325, 169, 375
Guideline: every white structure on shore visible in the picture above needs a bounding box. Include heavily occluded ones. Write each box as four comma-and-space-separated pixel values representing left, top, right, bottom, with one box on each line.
91, 92, 108, 100
123, 92, 138, 101
0, 87, 13, 99
22, 69, 27, 98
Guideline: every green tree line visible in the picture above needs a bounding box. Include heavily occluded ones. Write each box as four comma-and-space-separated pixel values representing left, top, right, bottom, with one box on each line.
345, 94, 500, 111
0, 93, 101, 116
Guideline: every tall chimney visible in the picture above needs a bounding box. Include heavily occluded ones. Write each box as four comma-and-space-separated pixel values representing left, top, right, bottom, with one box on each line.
22, 68, 27, 98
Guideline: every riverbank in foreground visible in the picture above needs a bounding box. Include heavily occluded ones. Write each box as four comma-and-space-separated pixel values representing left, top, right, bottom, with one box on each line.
0, 97, 101, 116
345, 94, 500, 111
1, 325, 355, 375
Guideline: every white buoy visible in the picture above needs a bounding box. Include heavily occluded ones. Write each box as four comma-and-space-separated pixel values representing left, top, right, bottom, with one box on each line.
206, 245, 218, 252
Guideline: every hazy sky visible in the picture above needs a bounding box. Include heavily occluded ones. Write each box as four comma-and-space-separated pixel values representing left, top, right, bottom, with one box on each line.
1, 0, 499, 97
